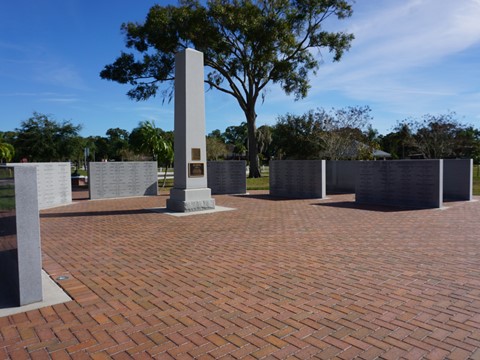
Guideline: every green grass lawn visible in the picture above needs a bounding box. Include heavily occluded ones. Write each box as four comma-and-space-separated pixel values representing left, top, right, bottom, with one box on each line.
246, 176, 269, 190
0, 185, 15, 211
158, 176, 269, 190
72, 169, 88, 176
474, 165, 480, 196
0, 169, 15, 210
159, 177, 174, 188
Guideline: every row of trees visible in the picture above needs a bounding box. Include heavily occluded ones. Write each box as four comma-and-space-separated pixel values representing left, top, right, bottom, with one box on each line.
0, 113, 174, 172
207, 108, 480, 164
379, 113, 480, 161
2, 109, 479, 173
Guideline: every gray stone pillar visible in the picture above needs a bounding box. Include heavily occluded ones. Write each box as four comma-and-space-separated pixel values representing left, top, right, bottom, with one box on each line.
166, 48, 215, 212
16, 166, 43, 305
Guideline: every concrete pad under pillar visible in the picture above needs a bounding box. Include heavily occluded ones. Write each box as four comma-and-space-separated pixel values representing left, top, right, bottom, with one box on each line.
0, 271, 71, 317
167, 188, 215, 212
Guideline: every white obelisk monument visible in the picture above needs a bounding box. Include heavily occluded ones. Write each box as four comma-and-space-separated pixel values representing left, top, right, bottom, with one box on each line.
166, 48, 215, 212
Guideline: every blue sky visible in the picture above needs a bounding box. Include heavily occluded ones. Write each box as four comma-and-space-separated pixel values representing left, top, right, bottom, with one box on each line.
1, 0, 480, 137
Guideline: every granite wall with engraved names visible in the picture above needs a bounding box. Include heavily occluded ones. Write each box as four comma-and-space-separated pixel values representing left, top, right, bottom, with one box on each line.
9, 162, 72, 210
443, 159, 473, 201
356, 160, 443, 208
207, 161, 246, 195
270, 160, 326, 199
89, 162, 158, 200
326, 160, 358, 194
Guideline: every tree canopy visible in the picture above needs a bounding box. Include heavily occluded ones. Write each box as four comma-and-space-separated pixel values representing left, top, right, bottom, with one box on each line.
105, 128, 130, 161
100, 0, 354, 177
390, 112, 480, 161
13, 112, 82, 162
3, 109, 480, 170
274, 111, 324, 159
319, 106, 372, 160
272, 106, 372, 160
0, 134, 15, 163
130, 120, 174, 167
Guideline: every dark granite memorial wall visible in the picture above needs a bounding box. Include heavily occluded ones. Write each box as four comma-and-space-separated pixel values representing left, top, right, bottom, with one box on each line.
270, 160, 326, 199
356, 160, 443, 208
207, 161, 246, 195
443, 159, 473, 201
326, 160, 358, 194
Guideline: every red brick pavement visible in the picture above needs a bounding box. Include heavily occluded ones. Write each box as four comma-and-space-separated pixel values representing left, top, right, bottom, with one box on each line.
2, 190, 480, 359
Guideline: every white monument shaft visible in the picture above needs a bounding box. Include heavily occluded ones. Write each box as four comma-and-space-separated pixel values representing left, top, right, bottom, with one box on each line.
167, 48, 215, 212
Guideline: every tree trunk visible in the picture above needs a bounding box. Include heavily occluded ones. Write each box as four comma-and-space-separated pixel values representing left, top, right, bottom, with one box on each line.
162, 166, 168, 188
246, 108, 261, 178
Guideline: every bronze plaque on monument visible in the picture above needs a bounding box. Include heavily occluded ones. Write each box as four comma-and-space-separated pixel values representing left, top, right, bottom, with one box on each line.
191, 148, 201, 161
188, 163, 205, 177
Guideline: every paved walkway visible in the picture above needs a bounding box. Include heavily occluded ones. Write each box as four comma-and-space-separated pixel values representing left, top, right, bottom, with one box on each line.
2, 191, 480, 359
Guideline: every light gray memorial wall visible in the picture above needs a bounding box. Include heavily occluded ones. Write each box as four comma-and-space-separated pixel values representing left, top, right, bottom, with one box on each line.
0, 166, 43, 306
9, 162, 72, 209
326, 160, 358, 194
356, 160, 443, 208
88, 162, 158, 200
207, 161, 247, 195
443, 159, 473, 201
270, 160, 326, 199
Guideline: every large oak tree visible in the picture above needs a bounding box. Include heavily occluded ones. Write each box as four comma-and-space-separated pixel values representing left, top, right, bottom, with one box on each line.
100, 0, 354, 177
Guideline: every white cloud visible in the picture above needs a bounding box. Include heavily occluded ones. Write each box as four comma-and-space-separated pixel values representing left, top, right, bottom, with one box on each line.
0, 41, 29, 54
0, 91, 78, 100
39, 97, 80, 103
34, 65, 89, 91
306, 0, 480, 122
0, 41, 90, 91
350, 0, 480, 63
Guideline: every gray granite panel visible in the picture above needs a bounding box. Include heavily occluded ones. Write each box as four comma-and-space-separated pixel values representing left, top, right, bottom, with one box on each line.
443, 159, 473, 201
0, 166, 43, 306
356, 160, 443, 208
326, 160, 358, 194
270, 160, 326, 199
15, 166, 43, 305
88, 162, 158, 200
166, 198, 216, 212
207, 161, 247, 195
9, 163, 72, 209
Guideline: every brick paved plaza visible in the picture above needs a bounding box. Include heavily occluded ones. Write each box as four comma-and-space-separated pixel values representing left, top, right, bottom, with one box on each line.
2, 190, 480, 359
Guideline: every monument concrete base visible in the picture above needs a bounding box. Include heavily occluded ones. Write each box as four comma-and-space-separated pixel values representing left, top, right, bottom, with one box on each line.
167, 188, 215, 212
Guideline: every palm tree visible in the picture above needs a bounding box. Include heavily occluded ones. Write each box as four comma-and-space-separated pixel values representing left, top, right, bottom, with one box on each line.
137, 121, 174, 187
0, 136, 14, 164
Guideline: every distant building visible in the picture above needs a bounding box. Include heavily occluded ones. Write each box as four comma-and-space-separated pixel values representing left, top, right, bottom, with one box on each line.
372, 149, 392, 160
346, 140, 392, 160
